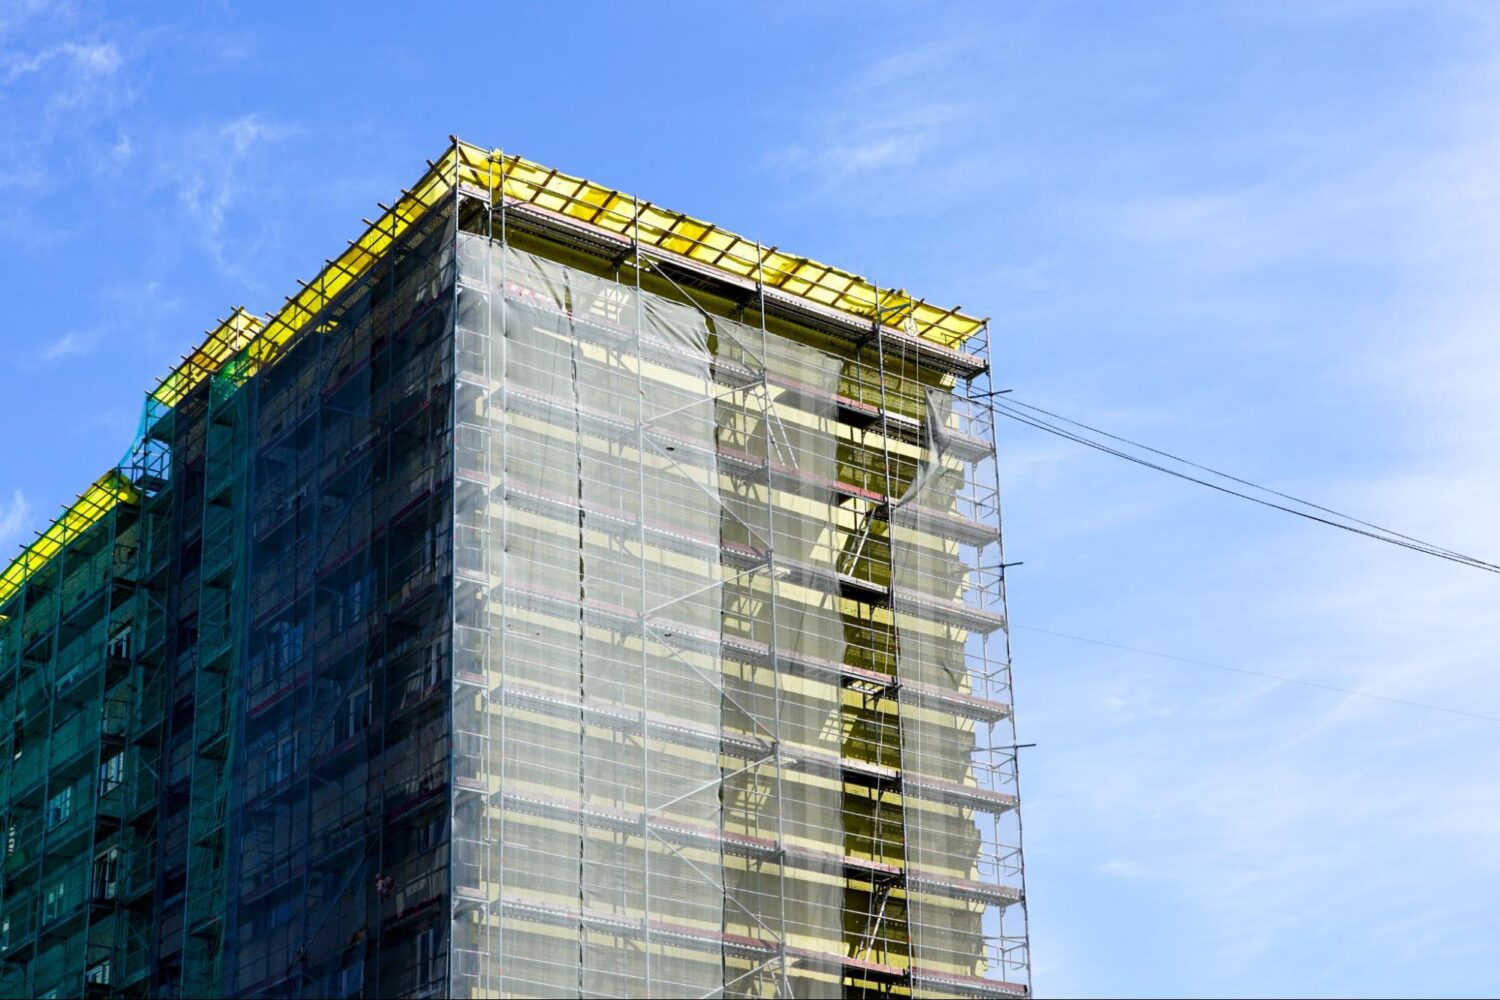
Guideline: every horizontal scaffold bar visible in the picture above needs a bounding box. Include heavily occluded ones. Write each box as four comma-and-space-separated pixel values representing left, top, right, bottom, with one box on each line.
478, 678, 1018, 814
453, 888, 1027, 997
450, 139, 986, 354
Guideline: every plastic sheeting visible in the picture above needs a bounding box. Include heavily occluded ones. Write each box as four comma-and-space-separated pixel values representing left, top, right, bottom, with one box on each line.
450, 234, 726, 997
451, 140, 986, 352
893, 388, 996, 990
450, 229, 1018, 997
716, 318, 849, 996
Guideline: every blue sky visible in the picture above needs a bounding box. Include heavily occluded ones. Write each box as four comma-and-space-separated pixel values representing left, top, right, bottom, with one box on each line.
4, 2, 1500, 996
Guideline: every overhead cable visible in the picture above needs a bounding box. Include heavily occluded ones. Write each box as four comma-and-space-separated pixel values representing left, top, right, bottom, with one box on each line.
993, 397, 1500, 574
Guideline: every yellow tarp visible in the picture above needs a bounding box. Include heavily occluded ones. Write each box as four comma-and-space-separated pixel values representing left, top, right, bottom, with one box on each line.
0, 471, 138, 610
4, 137, 983, 611
450, 140, 984, 350
152, 308, 263, 409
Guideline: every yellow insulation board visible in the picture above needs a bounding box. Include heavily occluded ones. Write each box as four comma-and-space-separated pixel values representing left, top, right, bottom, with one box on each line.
450, 140, 983, 350
3, 137, 982, 613
0, 471, 138, 611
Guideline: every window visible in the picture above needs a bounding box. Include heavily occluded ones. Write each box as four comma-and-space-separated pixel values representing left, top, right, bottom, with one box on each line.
46, 786, 72, 830
348, 574, 370, 617
591, 284, 631, 323
11, 717, 23, 760
337, 685, 370, 744
98, 753, 125, 796
173, 646, 197, 679
92, 847, 121, 901
417, 927, 440, 987
167, 735, 193, 785
55, 663, 84, 692
43, 881, 64, 922
264, 740, 281, 787
416, 814, 445, 853
5, 820, 16, 858
271, 621, 304, 675
108, 626, 131, 661
85, 960, 111, 986
2, 916, 9, 950
339, 962, 364, 999
264, 734, 296, 788
340, 574, 374, 630
268, 900, 293, 931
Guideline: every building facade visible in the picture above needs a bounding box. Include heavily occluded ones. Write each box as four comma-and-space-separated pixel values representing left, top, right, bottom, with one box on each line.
0, 140, 1030, 999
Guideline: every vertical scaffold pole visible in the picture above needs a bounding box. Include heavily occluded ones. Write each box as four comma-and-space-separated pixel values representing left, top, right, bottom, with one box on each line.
445, 136, 462, 998
632, 193, 653, 992
755, 241, 794, 997
870, 286, 915, 989
980, 317, 1031, 990
489, 145, 507, 1000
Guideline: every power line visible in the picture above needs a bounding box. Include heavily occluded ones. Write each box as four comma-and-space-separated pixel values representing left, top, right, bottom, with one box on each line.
997, 401, 1496, 569
1014, 623, 1500, 725
1002, 396, 1476, 563
993, 398, 1500, 574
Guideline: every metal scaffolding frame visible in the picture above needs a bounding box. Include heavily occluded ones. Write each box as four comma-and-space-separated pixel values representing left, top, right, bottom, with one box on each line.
0, 137, 1030, 999
441, 137, 1030, 997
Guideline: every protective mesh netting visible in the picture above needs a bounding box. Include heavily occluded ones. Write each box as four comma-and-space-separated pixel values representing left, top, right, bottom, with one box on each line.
448, 231, 1017, 998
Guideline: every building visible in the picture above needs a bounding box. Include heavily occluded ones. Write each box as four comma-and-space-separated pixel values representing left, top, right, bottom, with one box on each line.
0, 139, 1030, 999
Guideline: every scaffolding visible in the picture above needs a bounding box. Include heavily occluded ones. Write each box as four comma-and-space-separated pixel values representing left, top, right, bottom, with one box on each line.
0, 468, 151, 997
444, 144, 1029, 997
225, 196, 456, 1000
0, 137, 1030, 999
181, 357, 252, 993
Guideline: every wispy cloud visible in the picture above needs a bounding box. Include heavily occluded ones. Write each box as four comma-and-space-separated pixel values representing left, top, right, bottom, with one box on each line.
774, 100, 979, 178
36, 329, 98, 363
1096, 858, 1145, 880
163, 113, 298, 287
0, 0, 75, 42
995, 9, 1500, 995
0, 489, 31, 549
2, 40, 118, 82
0, 38, 129, 190
766, 35, 999, 206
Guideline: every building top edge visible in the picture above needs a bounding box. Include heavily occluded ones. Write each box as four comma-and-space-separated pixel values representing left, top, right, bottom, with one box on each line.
1, 136, 988, 612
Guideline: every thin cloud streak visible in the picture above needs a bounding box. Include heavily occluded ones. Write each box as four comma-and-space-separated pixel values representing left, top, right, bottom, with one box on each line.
37, 329, 99, 363
163, 113, 299, 288
0, 489, 30, 548
994, 10, 1500, 996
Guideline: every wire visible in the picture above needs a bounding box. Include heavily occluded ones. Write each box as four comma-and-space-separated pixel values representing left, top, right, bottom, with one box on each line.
1015, 623, 1500, 725
993, 399, 1500, 574
1002, 396, 1477, 563
997, 401, 1498, 569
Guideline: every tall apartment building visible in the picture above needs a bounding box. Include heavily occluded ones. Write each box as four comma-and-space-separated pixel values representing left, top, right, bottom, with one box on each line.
0, 139, 1030, 999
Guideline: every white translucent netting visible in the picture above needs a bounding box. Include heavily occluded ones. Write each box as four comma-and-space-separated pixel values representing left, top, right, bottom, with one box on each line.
575, 267, 724, 997
453, 234, 728, 997
893, 388, 996, 987
715, 318, 848, 996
